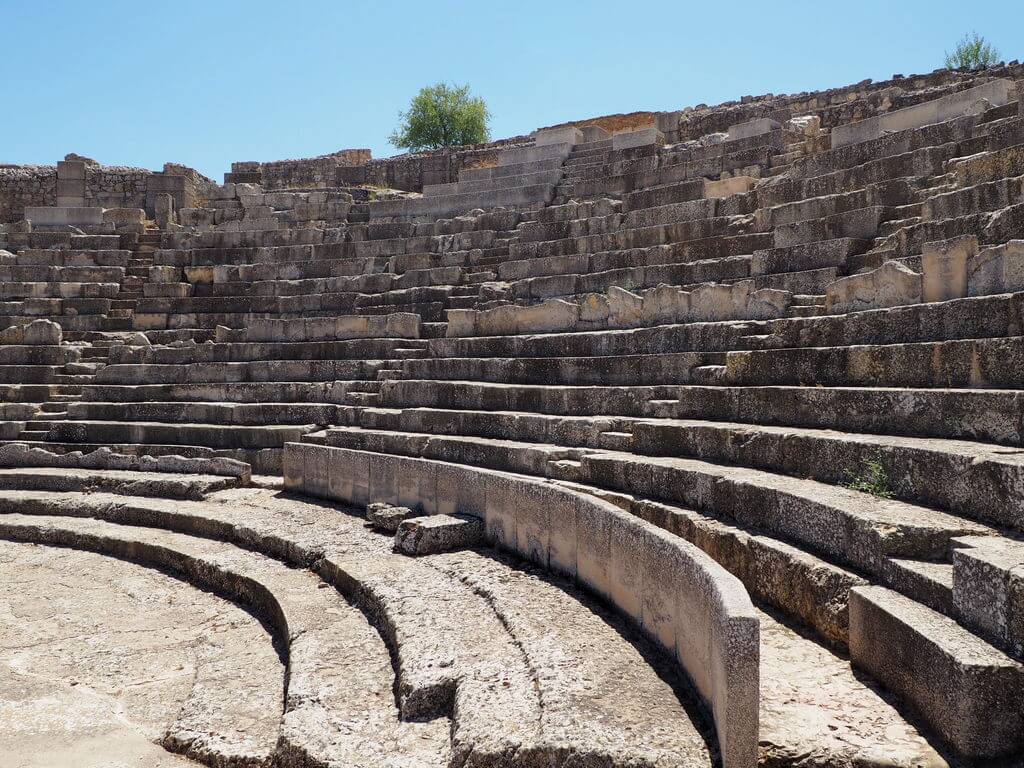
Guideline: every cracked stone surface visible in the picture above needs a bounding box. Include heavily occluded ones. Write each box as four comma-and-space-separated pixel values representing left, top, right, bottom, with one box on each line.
0, 539, 283, 768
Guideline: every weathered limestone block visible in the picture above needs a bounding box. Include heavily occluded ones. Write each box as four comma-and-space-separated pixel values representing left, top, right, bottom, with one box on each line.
850, 585, 1023, 758
611, 126, 666, 150
148, 266, 182, 283
785, 114, 821, 137
444, 309, 477, 337
366, 502, 417, 533
122, 331, 150, 347
214, 325, 245, 343
951, 145, 1024, 187
448, 300, 583, 338
953, 536, 1024, 657
24, 206, 103, 227
689, 280, 791, 323
514, 299, 579, 334
0, 443, 249, 481
826, 261, 922, 313
578, 292, 610, 324
640, 284, 691, 326
968, 240, 1024, 297
142, 282, 192, 298
580, 124, 610, 143
180, 207, 216, 228
607, 285, 644, 327
394, 513, 484, 556
533, 126, 582, 146
382, 313, 417, 339
704, 176, 755, 199
246, 313, 419, 343
0, 319, 61, 345
155, 192, 176, 228
102, 208, 145, 227
184, 266, 214, 284
727, 117, 780, 141
475, 304, 519, 336
922, 235, 977, 303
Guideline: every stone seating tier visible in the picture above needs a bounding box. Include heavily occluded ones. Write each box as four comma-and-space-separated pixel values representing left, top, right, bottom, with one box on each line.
3, 71, 1024, 765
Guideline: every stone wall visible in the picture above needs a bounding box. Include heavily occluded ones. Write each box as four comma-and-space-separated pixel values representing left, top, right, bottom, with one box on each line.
226, 149, 372, 190
0, 159, 217, 223
84, 165, 150, 210
258, 148, 372, 189
0, 166, 56, 223
336, 136, 530, 192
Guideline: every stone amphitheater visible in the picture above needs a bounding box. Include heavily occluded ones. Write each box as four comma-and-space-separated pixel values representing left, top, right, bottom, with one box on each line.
1, 64, 1024, 768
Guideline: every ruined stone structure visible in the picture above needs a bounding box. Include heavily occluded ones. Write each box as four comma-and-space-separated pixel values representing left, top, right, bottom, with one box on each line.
1, 63, 1024, 767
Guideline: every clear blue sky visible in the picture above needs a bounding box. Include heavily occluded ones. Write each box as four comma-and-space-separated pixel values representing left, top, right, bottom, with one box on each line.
2, 0, 1021, 180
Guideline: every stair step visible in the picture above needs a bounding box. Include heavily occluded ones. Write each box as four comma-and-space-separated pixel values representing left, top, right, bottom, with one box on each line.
690, 365, 727, 384
16, 430, 50, 439
598, 431, 634, 451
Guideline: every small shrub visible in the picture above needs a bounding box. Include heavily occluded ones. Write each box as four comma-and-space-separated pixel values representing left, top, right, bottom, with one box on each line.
842, 453, 894, 499
945, 32, 1000, 71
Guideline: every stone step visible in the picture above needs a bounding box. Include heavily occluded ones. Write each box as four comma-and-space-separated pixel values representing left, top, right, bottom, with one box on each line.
287, 443, 948, 765
16, 429, 49, 440
379, 379, 1024, 447
65, 400, 351, 427
628, 417, 1024, 533
719, 336, 1024, 388
850, 585, 1023, 758
0, 511, 450, 767
0, 487, 724, 767
45, 420, 316, 450
398, 352, 721, 386
96, 359, 386, 385
322, 426, 990, 583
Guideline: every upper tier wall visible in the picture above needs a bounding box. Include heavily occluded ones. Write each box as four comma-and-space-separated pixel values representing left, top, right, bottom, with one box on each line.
0, 162, 217, 223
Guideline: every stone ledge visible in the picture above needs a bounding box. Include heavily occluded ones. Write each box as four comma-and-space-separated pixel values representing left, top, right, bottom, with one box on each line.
0, 442, 251, 482
283, 442, 760, 768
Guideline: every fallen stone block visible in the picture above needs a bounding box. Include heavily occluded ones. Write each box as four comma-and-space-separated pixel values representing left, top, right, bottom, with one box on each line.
366, 502, 417, 532
122, 331, 151, 346
394, 513, 484, 555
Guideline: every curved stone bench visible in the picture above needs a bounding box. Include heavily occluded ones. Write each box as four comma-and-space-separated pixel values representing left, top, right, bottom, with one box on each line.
283, 442, 761, 768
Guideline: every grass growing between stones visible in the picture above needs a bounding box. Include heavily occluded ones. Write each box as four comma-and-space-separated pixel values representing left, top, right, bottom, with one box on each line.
842, 454, 894, 499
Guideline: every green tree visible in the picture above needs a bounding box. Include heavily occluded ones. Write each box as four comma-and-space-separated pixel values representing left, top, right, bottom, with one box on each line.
389, 83, 491, 151
945, 32, 1000, 70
